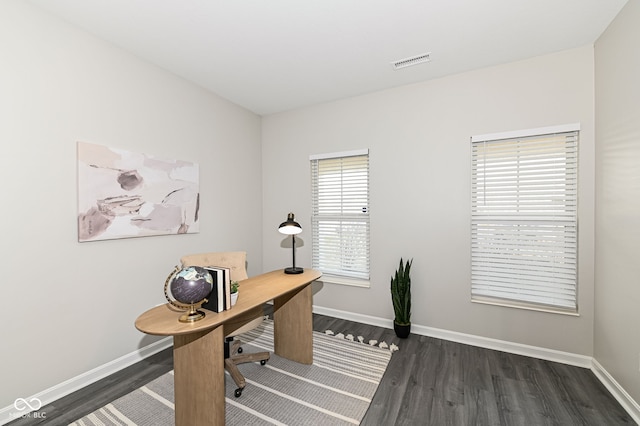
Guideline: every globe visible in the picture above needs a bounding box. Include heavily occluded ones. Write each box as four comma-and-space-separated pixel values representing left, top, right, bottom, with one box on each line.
164, 266, 213, 322
170, 266, 213, 304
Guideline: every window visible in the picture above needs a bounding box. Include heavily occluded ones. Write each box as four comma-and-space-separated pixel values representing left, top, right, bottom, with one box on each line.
470, 124, 579, 313
310, 149, 370, 286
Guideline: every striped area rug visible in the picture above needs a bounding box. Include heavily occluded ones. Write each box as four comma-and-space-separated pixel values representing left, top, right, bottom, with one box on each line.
70, 319, 393, 425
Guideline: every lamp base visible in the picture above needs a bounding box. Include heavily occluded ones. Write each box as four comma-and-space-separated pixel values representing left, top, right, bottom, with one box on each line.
284, 266, 304, 274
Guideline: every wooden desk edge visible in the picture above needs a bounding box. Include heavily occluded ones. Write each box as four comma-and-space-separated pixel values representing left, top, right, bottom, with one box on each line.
135, 269, 322, 336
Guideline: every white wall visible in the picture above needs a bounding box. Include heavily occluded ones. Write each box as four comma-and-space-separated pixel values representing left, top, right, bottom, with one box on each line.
0, 0, 262, 412
262, 46, 596, 356
594, 0, 640, 406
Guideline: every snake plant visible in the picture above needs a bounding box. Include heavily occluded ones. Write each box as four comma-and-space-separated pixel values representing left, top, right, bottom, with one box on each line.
390, 258, 412, 326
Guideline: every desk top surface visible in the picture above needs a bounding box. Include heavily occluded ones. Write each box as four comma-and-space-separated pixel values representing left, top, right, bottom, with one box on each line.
135, 269, 322, 336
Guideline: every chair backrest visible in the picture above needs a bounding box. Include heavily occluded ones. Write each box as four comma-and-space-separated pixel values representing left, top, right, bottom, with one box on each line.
181, 251, 262, 337
180, 251, 248, 281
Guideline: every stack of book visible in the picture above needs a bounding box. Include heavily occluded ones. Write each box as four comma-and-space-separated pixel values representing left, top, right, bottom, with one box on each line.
201, 266, 232, 312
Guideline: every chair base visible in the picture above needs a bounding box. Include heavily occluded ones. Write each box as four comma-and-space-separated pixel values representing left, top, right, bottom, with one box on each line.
225, 338, 270, 397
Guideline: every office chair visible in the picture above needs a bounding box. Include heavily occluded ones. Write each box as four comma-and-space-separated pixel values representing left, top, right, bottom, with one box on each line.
180, 251, 270, 397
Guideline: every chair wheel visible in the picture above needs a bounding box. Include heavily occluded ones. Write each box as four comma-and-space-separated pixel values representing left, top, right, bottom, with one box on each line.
260, 359, 267, 365
234, 388, 243, 397
237, 347, 243, 354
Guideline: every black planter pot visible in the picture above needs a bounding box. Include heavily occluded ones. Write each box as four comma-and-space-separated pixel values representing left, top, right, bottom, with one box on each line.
394, 322, 411, 338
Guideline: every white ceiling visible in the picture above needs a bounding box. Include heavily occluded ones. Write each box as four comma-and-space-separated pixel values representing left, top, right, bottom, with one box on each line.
28, 0, 628, 116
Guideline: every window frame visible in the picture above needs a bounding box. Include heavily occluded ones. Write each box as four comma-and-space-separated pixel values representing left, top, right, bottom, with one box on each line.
310, 149, 370, 287
470, 124, 580, 315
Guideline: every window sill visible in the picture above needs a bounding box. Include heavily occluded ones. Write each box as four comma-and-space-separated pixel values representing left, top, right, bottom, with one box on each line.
472, 297, 579, 316
320, 274, 370, 288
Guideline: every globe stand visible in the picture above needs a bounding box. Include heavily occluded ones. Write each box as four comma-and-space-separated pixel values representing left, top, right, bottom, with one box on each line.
179, 304, 206, 323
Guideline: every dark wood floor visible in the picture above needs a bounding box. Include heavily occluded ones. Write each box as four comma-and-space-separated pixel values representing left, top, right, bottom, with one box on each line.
9, 310, 635, 425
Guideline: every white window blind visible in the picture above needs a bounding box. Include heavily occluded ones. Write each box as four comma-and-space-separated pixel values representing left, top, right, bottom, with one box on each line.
310, 150, 370, 281
471, 125, 579, 312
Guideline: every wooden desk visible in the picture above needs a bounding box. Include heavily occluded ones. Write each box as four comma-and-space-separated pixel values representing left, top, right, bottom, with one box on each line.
135, 269, 322, 426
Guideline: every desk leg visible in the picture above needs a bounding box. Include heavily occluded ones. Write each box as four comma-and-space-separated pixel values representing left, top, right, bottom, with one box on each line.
273, 284, 313, 364
173, 326, 224, 426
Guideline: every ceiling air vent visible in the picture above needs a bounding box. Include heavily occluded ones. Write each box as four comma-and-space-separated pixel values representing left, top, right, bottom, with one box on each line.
391, 52, 431, 70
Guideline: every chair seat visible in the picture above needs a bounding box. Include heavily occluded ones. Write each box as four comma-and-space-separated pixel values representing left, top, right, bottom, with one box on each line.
229, 316, 263, 337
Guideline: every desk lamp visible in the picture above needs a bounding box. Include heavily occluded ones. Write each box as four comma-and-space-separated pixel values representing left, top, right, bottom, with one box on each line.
278, 212, 303, 274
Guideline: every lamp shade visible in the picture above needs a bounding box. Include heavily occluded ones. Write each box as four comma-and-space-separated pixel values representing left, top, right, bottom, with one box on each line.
278, 212, 302, 235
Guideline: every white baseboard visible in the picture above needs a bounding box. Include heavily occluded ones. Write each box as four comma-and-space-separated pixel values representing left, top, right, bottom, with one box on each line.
312, 305, 639, 423
411, 323, 593, 368
592, 359, 640, 425
0, 337, 172, 426
313, 305, 591, 367
313, 305, 393, 330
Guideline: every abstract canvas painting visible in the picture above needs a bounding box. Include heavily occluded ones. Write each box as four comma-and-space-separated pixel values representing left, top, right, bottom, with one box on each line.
77, 142, 200, 242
